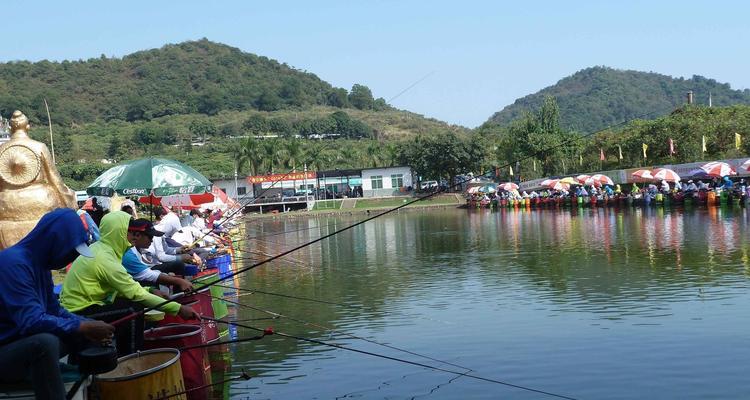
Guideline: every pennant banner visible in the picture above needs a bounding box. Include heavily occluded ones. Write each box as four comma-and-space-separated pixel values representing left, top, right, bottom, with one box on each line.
669, 138, 675, 155
702, 135, 707, 153
642, 143, 648, 159
599, 148, 605, 161
736, 133, 742, 150
618, 145, 623, 160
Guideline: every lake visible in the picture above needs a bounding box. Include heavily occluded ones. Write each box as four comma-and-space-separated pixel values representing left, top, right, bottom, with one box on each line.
225, 207, 750, 399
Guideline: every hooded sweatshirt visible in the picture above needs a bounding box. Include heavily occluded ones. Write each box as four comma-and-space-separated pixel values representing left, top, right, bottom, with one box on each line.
60, 211, 181, 315
0, 208, 88, 344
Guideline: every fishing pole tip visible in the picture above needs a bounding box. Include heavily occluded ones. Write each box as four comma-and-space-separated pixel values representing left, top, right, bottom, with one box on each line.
240, 370, 252, 380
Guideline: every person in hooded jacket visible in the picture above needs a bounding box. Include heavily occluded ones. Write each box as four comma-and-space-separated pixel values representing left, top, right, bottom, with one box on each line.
60, 211, 198, 356
0, 209, 114, 400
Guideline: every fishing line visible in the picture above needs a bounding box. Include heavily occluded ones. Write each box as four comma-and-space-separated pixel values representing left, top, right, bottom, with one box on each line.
206, 318, 578, 400
156, 370, 252, 400
214, 284, 350, 307
210, 294, 472, 372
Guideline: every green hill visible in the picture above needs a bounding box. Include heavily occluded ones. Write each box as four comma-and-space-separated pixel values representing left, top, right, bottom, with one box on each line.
0, 39, 467, 188
0, 39, 390, 126
487, 66, 750, 132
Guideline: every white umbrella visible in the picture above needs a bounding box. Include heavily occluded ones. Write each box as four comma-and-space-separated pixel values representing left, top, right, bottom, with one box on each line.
701, 161, 736, 177
590, 174, 615, 186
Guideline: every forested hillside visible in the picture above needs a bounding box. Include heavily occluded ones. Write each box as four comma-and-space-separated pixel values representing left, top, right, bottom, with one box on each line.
0, 39, 466, 188
488, 67, 750, 132
0, 39, 389, 126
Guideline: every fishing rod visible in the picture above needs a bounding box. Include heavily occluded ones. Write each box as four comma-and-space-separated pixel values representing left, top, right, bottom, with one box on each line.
113, 107, 673, 325
210, 294, 472, 371
206, 317, 578, 400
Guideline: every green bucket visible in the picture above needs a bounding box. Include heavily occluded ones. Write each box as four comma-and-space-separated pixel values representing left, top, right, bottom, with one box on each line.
192, 273, 229, 319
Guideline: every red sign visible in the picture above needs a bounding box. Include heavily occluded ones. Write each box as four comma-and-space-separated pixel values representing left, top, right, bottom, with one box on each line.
246, 171, 317, 184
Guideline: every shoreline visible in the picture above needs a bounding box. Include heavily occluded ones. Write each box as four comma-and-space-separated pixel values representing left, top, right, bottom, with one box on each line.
243, 195, 464, 220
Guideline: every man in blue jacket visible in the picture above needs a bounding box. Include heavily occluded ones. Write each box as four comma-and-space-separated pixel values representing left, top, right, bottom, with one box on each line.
0, 209, 114, 400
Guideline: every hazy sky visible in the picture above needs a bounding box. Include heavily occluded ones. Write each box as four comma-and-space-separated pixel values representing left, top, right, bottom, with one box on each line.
3, 0, 749, 127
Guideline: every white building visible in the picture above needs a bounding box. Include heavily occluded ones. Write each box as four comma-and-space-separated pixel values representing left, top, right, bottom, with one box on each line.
361, 166, 414, 198
212, 178, 254, 202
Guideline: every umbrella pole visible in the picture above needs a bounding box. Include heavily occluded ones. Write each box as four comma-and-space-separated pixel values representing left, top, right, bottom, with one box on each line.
150, 193, 154, 221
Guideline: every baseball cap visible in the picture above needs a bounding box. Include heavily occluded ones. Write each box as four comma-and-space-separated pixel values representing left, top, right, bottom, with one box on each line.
128, 218, 165, 237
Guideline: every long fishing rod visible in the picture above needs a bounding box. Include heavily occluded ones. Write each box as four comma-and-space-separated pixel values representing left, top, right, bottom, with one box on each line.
206, 317, 578, 400
113, 107, 673, 325
190, 167, 301, 244
210, 294, 472, 372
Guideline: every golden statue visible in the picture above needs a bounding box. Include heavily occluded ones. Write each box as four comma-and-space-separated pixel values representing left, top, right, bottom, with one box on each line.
0, 110, 76, 249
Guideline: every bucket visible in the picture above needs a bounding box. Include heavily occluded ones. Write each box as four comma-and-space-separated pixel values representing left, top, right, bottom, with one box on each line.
162, 290, 219, 343
144, 325, 211, 400
92, 348, 186, 400
192, 273, 229, 319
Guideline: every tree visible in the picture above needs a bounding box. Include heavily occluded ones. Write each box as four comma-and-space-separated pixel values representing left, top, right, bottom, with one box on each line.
348, 84, 374, 110
107, 135, 122, 162
284, 139, 304, 171
189, 119, 217, 143
256, 91, 282, 111
242, 114, 268, 134
234, 137, 262, 176
326, 88, 350, 108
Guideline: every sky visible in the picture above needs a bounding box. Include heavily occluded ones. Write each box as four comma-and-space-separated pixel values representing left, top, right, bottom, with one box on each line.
3, 0, 749, 127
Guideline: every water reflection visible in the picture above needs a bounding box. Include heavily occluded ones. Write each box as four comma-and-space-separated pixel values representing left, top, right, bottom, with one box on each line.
230, 208, 750, 399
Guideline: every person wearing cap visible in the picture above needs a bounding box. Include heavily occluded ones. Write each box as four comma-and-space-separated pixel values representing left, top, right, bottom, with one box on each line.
123, 219, 194, 292
60, 211, 198, 356
0, 209, 114, 400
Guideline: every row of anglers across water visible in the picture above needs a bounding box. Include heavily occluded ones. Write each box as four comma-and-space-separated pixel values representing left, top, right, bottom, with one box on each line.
0, 207, 244, 400
466, 178, 750, 209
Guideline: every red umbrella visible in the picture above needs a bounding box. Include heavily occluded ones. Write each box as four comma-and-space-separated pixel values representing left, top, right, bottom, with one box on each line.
652, 168, 681, 183
632, 169, 654, 181
701, 161, 736, 177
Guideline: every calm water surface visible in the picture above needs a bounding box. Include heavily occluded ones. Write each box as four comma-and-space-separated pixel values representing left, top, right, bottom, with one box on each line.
225, 207, 750, 399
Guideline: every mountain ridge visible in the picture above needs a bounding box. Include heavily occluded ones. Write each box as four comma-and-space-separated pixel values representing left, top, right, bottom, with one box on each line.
487, 66, 750, 132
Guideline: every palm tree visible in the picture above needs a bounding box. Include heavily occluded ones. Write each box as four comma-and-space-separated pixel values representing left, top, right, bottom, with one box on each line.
284, 139, 304, 171
365, 141, 382, 168
261, 139, 283, 174
234, 137, 262, 176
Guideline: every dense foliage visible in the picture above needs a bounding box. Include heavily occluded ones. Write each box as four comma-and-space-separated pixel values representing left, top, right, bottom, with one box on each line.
479, 98, 750, 181
0, 39, 389, 127
488, 66, 750, 132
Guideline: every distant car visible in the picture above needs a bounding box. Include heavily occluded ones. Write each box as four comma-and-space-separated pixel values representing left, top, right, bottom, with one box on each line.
420, 181, 438, 190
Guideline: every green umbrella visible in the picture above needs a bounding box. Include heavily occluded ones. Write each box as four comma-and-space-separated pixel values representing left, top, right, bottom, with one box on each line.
87, 157, 212, 197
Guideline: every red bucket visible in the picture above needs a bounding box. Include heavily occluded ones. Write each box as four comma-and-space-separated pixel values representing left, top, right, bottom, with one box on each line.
143, 324, 211, 400
161, 288, 219, 343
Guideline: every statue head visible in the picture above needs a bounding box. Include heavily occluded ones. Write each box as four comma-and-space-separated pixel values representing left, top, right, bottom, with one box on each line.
9, 110, 29, 139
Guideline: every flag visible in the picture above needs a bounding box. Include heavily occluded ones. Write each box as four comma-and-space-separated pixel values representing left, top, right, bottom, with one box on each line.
702, 135, 707, 153
669, 138, 675, 155
618, 145, 623, 160
642, 143, 648, 159
495, 167, 500, 177
533, 159, 537, 171
579, 154, 583, 166
735, 133, 742, 150
599, 148, 605, 161
509, 165, 513, 176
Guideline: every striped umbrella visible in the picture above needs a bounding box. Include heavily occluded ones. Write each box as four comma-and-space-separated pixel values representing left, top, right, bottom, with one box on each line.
701, 161, 736, 177
467, 186, 481, 194
559, 177, 579, 185
632, 169, 654, 181
575, 174, 591, 183
590, 174, 615, 186
499, 182, 519, 191
540, 178, 556, 186
741, 159, 750, 172
583, 177, 599, 187
652, 168, 681, 183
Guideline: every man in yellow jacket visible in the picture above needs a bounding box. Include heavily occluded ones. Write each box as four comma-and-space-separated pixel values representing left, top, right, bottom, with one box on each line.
61, 211, 198, 355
